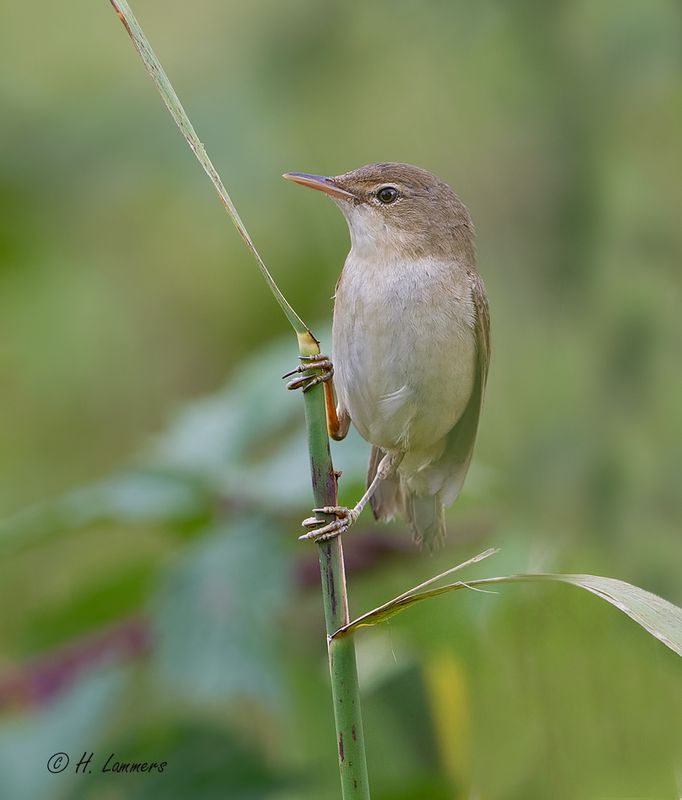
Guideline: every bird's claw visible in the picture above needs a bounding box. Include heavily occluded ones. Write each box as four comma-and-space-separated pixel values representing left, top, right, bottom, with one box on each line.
283, 354, 334, 393
299, 506, 358, 542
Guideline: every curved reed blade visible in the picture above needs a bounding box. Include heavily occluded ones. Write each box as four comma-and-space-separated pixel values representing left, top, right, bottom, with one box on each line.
333, 570, 682, 659
108, 0, 307, 334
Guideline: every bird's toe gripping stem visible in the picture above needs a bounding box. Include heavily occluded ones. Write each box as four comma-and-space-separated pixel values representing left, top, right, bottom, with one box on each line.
299, 506, 358, 543
283, 354, 334, 392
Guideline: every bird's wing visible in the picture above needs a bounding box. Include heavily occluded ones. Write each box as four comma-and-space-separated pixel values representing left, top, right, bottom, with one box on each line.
438, 270, 490, 505
471, 270, 490, 386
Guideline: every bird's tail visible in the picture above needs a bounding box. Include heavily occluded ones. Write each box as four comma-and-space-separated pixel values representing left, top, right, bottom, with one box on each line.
367, 446, 446, 550
403, 491, 446, 550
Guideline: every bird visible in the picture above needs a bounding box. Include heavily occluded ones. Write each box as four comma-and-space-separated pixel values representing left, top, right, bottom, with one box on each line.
283, 163, 490, 549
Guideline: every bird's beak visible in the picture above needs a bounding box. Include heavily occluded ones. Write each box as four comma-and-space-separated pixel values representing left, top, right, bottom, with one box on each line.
283, 172, 356, 202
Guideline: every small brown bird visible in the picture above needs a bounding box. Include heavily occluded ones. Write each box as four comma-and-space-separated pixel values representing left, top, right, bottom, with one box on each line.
284, 163, 490, 549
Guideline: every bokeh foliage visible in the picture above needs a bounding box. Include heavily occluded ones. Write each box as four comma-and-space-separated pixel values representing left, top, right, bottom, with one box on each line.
0, 1, 681, 798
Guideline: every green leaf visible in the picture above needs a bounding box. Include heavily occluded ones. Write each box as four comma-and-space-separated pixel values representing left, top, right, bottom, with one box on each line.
149, 518, 293, 708
0, 469, 207, 552
108, 0, 306, 333
544, 573, 682, 656
332, 559, 682, 659
0, 329, 372, 549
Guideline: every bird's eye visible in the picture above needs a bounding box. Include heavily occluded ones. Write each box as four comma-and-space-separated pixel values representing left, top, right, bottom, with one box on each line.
376, 186, 399, 204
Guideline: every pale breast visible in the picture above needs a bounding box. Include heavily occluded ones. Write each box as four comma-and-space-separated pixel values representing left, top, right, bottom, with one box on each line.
332, 255, 477, 453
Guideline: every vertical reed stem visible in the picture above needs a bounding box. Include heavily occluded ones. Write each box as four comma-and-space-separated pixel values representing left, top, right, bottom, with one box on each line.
107, 4, 371, 794
298, 331, 371, 799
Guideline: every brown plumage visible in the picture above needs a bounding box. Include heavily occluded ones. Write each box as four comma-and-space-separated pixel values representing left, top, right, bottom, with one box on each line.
285, 163, 490, 548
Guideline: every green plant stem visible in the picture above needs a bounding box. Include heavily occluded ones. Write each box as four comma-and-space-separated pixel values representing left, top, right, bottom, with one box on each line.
107, 3, 371, 795
298, 332, 371, 799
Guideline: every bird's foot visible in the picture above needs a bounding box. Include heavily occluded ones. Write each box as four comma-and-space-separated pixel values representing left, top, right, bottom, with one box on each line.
299, 505, 359, 543
283, 354, 334, 393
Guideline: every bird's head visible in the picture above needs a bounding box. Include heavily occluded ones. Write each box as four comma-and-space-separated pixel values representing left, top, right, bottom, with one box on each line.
284, 162, 474, 262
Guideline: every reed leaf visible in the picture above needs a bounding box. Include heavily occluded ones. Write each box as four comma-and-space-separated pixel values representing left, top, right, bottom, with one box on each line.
107, 3, 370, 796
332, 562, 682, 659
108, 0, 305, 334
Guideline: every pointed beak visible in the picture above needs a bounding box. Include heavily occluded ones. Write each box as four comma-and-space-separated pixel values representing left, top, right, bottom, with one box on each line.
283, 172, 356, 202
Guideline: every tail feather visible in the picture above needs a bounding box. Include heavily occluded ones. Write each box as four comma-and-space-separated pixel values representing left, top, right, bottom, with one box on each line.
367, 446, 446, 549
404, 491, 446, 550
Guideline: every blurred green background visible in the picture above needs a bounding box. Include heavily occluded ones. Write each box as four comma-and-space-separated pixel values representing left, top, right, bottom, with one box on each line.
1, 1, 681, 798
